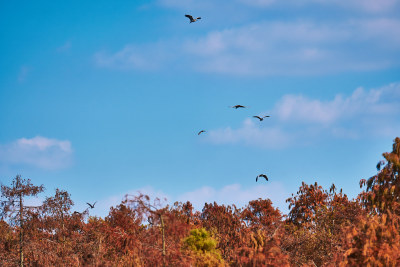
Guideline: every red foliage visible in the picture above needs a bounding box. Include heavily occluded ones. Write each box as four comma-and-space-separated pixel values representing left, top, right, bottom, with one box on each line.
0, 137, 399, 266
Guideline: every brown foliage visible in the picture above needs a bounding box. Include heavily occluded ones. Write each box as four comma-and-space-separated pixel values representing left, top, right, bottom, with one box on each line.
1, 137, 400, 266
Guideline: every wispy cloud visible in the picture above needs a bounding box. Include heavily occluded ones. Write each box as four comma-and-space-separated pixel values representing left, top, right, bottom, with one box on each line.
57, 41, 71, 52
206, 119, 292, 149
275, 83, 400, 124
94, 42, 177, 71
185, 19, 400, 75
160, 0, 400, 13
206, 83, 400, 148
18, 65, 31, 83
95, 17, 400, 75
0, 136, 73, 170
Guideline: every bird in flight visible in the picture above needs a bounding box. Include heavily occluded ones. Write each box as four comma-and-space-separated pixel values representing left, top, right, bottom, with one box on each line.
86, 201, 97, 209
256, 174, 268, 182
253, 115, 270, 121
198, 130, 206, 135
185, 14, 201, 23
230, 105, 246, 109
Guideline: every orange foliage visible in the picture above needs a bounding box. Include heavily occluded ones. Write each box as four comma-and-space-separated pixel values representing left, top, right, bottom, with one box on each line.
0, 137, 399, 266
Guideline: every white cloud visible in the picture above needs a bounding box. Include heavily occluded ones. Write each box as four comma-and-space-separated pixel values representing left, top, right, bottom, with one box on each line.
275, 83, 399, 124
0, 136, 73, 170
206, 118, 292, 149
185, 19, 400, 75
95, 17, 400, 75
332, 0, 399, 13
206, 83, 400, 148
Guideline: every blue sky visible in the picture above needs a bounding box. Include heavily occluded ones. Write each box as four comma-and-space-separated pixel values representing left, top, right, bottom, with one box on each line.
1, 0, 399, 217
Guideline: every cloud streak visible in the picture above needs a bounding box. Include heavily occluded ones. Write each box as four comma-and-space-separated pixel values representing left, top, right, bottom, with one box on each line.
95, 17, 400, 76
206, 83, 400, 148
0, 136, 73, 170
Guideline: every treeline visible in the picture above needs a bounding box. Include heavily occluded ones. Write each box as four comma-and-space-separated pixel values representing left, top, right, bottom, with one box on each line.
1, 137, 399, 266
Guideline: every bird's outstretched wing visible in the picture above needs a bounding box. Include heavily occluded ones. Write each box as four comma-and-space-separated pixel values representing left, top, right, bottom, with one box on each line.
198, 130, 206, 135
256, 174, 268, 181
253, 116, 262, 121
185, 14, 194, 22
87, 201, 97, 208
231, 105, 245, 109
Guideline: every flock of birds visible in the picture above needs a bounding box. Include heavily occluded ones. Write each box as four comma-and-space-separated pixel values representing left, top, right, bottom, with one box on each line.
186, 14, 270, 183
197, 104, 270, 183
79, 14, 269, 212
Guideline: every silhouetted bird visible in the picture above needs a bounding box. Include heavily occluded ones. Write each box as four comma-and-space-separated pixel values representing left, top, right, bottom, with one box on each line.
253, 115, 270, 121
185, 14, 201, 23
231, 105, 246, 109
86, 202, 97, 209
198, 130, 206, 135
256, 174, 268, 182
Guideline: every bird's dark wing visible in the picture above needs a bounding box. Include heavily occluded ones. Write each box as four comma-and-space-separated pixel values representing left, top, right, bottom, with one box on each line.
198, 130, 205, 135
253, 116, 261, 120
93, 201, 97, 207
256, 176, 259, 182
233, 105, 245, 108
264, 115, 270, 118
185, 14, 194, 21
196, 17, 201, 20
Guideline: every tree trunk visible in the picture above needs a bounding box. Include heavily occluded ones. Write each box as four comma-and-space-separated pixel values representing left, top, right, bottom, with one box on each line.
19, 193, 24, 267
160, 214, 166, 267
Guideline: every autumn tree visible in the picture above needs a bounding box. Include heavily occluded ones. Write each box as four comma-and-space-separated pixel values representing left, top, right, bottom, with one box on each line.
234, 199, 289, 266
0, 175, 44, 267
37, 188, 82, 265
200, 202, 244, 263
283, 182, 361, 266
123, 194, 194, 266
360, 137, 400, 214
337, 137, 400, 266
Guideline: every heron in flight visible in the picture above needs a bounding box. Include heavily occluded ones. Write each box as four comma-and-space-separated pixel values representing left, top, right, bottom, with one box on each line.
185, 14, 201, 23
230, 105, 246, 109
256, 174, 268, 182
86, 201, 97, 209
253, 115, 270, 121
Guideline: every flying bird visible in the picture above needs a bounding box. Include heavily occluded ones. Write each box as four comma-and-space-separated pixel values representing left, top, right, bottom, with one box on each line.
256, 174, 268, 182
185, 14, 201, 23
198, 130, 206, 135
253, 115, 270, 121
230, 105, 246, 109
86, 202, 97, 209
